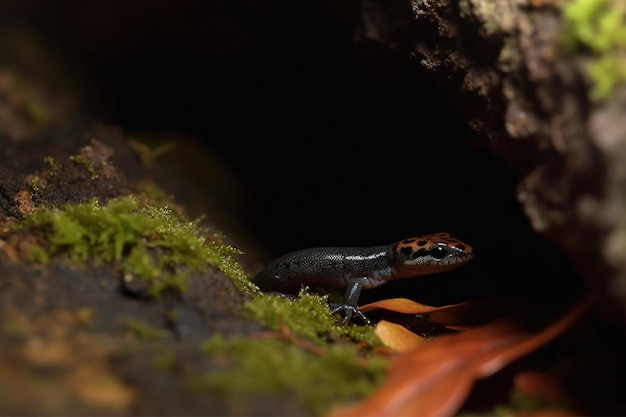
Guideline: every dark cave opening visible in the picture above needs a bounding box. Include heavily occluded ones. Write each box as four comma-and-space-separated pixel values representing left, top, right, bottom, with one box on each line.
4, 0, 584, 305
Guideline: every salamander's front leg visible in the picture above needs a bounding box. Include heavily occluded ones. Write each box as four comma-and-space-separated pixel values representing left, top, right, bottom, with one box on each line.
328, 277, 371, 325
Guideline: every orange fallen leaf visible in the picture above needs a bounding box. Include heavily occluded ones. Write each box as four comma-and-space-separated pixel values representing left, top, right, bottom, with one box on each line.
374, 320, 430, 352
361, 297, 530, 329
360, 298, 444, 314
328, 295, 593, 417
359, 297, 528, 330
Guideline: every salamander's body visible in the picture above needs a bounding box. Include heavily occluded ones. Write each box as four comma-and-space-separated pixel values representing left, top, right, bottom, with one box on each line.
253, 233, 474, 323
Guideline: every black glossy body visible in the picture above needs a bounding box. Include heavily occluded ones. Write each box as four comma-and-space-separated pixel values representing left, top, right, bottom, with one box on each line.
253, 245, 392, 293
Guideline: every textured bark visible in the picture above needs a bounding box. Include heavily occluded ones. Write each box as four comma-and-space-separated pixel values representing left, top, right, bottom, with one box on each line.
409, 0, 625, 324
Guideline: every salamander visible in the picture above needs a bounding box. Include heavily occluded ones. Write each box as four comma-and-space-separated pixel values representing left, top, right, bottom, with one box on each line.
252, 233, 474, 324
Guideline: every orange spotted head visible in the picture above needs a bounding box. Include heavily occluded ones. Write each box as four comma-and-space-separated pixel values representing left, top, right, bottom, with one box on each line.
389, 233, 474, 276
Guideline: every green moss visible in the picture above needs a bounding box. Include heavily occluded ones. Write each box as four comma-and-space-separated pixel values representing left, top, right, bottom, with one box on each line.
69, 154, 99, 179
244, 290, 381, 346
2, 317, 25, 336
14, 75, 53, 127
17, 195, 253, 297
135, 183, 179, 209
190, 335, 388, 416
43, 156, 61, 173
563, 0, 626, 100
29, 175, 44, 193
122, 317, 169, 340
127, 139, 176, 168
152, 351, 176, 371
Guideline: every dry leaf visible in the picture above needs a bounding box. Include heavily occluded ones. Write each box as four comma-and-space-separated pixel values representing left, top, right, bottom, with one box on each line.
374, 320, 430, 352
361, 297, 529, 329
328, 295, 592, 417
360, 298, 443, 314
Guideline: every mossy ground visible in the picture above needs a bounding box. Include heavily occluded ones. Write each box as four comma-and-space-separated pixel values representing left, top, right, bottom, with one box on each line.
16, 195, 251, 297
9, 191, 388, 415
11, 188, 382, 347
191, 335, 388, 416
244, 291, 381, 346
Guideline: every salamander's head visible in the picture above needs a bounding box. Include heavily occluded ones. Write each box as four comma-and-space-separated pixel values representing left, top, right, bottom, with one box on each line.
390, 233, 474, 276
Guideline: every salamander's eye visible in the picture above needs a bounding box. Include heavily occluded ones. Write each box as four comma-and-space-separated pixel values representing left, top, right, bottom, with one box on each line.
430, 245, 448, 260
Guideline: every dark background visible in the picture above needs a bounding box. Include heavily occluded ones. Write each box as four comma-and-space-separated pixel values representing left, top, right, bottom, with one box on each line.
1, 0, 582, 304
